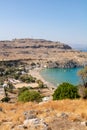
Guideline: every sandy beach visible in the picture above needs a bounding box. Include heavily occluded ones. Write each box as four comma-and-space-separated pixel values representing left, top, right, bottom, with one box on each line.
29, 68, 56, 90
14, 67, 56, 97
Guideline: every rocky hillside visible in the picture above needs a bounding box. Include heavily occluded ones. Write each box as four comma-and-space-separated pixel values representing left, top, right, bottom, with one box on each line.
0, 38, 87, 68
0, 100, 87, 130
0, 38, 72, 50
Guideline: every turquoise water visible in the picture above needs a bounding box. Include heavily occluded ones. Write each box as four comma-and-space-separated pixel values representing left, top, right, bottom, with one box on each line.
40, 68, 83, 86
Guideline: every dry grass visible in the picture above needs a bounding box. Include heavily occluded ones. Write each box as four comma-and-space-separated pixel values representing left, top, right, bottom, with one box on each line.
0, 99, 87, 120
0, 99, 87, 129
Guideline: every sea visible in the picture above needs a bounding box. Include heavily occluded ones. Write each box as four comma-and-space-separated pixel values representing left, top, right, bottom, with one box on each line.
40, 49, 87, 87
40, 67, 82, 86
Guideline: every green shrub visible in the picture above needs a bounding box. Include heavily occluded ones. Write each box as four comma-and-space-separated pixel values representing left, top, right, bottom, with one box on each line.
8, 82, 14, 88
27, 86, 33, 89
6, 82, 14, 93
53, 82, 80, 100
37, 80, 44, 88
19, 74, 29, 82
1, 97, 10, 102
18, 86, 29, 96
20, 74, 36, 83
0, 81, 4, 85
18, 90, 42, 102
14, 73, 20, 80
28, 75, 36, 83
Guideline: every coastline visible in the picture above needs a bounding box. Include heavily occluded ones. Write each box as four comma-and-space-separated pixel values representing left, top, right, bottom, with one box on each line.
29, 68, 56, 90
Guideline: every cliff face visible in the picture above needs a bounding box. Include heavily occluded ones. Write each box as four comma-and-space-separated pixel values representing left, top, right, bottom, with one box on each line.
0, 38, 87, 68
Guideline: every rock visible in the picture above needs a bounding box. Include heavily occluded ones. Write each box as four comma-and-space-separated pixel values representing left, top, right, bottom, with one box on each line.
24, 110, 37, 119
23, 119, 30, 127
60, 113, 69, 118
47, 61, 59, 68
42, 97, 51, 102
23, 118, 49, 130
64, 60, 79, 68
23, 118, 41, 126
46, 60, 81, 68
81, 121, 87, 126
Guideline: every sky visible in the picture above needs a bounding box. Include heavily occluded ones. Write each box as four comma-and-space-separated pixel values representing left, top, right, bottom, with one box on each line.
0, 0, 87, 48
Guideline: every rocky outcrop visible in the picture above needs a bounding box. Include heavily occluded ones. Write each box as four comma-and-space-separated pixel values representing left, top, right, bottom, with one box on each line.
28, 60, 82, 69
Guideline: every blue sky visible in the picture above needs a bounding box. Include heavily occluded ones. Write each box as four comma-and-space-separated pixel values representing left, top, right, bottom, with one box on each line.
0, 0, 87, 48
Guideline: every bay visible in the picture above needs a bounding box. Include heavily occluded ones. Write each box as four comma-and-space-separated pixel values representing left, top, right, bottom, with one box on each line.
40, 67, 83, 86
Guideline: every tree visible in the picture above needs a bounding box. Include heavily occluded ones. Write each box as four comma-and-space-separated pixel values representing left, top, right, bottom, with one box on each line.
78, 85, 87, 99
78, 66, 87, 87
78, 66, 87, 99
53, 82, 79, 100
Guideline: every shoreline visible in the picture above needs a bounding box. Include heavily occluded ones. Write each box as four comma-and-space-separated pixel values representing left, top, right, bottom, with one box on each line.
29, 68, 56, 90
